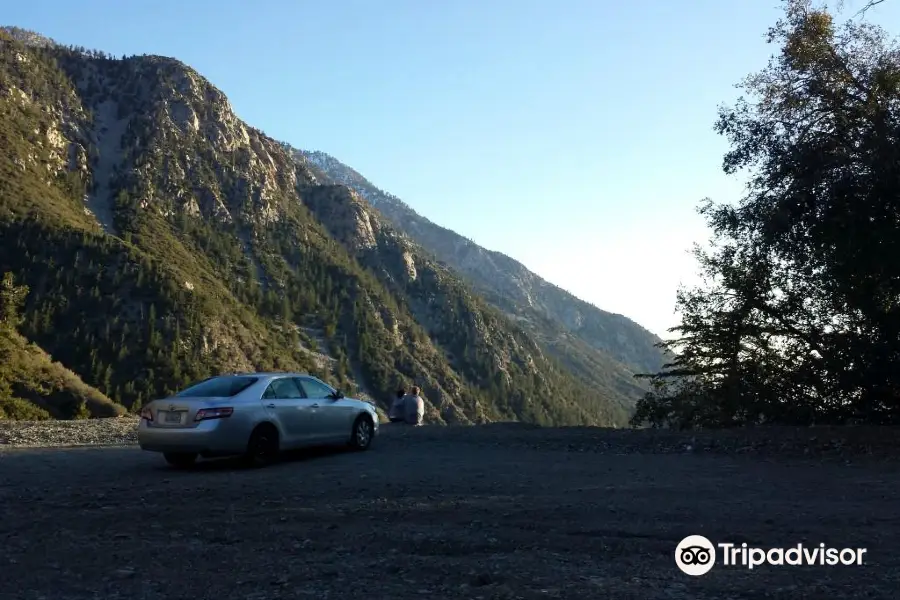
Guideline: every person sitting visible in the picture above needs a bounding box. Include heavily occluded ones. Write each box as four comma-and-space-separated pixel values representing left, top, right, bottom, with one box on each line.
403, 386, 425, 426
388, 387, 406, 423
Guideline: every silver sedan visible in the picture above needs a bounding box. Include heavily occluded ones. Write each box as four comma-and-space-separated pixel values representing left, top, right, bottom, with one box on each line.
138, 372, 379, 468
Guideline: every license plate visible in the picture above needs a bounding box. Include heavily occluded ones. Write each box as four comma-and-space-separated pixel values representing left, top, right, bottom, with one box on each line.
163, 411, 183, 424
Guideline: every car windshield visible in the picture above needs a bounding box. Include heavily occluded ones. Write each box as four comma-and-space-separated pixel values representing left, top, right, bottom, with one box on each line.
175, 376, 259, 398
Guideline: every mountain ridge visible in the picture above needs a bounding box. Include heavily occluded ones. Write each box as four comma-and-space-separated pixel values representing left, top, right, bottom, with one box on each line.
291, 147, 666, 376
0, 26, 642, 426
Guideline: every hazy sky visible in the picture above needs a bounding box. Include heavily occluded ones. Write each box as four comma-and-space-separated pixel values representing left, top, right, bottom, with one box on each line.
6, 0, 899, 337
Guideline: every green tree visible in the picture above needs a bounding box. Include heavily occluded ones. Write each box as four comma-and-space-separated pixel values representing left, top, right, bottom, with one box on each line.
633, 0, 900, 428
0, 272, 28, 330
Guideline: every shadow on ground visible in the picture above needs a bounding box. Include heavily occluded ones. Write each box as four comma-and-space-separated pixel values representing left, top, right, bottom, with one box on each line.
154, 444, 359, 473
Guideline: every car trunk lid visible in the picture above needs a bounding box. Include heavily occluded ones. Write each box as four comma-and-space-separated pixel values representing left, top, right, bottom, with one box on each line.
151, 397, 230, 428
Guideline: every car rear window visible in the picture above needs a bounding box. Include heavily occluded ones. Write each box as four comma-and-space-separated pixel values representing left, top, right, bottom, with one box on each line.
175, 376, 259, 398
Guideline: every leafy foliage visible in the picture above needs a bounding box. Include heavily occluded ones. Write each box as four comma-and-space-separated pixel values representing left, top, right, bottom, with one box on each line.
633, 0, 900, 428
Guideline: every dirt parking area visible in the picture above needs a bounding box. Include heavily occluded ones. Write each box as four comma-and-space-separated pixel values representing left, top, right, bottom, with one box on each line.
1, 424, 899, 599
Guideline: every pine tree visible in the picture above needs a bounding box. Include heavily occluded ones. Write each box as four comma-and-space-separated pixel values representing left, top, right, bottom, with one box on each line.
0, 272, 28, 330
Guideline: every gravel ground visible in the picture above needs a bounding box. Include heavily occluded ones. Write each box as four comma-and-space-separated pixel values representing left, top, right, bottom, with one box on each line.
1, 421, 899, 599
4, 416, 900, 458
0, 416, 141, 447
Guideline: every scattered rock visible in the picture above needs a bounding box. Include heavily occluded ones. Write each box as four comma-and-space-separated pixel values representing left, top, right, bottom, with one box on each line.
0, 417, 139, 448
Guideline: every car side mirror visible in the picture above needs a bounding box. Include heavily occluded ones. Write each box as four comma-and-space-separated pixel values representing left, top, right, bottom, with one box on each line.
331, 390, 344, 400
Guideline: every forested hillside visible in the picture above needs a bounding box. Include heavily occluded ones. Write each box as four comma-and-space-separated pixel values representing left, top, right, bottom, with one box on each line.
0, 272, 125, 419
0, 27, 639, 426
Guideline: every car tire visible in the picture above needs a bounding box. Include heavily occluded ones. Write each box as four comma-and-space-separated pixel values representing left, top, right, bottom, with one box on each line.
244, 423, 280, 468
349, 415, 374, 451
164, 452, 198, 468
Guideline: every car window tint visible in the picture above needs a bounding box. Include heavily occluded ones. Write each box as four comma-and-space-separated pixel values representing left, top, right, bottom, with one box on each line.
262, 385, 276, 400
296, 377, 334, 399
269, 378, 304, 399
176, 376, 258, 398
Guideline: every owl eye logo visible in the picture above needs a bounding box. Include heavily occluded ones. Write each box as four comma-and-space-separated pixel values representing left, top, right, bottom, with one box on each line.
679, 545, 712, 565
675, 535, 716, 576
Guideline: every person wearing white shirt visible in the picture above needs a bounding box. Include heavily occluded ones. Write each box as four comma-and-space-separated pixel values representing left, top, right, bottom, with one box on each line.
403, 386, 425, 426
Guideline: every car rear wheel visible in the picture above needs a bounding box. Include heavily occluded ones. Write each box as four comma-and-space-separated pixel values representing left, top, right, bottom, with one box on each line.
349, 415, 374, 451
164, 452, 197, 468
244, 424, 279, 468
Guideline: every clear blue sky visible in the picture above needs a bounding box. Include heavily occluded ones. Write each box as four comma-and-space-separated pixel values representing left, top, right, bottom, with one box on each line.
5, 0, 899, 337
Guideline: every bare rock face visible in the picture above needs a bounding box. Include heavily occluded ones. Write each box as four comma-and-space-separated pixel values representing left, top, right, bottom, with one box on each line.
401, 250, 417, 281
300, 185, 379, 252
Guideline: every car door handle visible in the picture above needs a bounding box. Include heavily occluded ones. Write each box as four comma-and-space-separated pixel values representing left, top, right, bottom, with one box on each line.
311, 403, 319, 408
266, 403, 276, 408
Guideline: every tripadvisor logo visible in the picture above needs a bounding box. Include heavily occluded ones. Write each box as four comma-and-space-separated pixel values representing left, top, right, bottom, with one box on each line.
676, 535, 716, 576
675, 535, 867, 576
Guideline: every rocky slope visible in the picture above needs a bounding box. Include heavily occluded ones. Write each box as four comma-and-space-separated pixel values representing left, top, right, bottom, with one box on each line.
0, 27, 640, 426
293, 149, 666, 376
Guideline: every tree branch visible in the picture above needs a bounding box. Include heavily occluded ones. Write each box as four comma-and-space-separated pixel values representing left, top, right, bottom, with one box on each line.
854, 0, 887, 17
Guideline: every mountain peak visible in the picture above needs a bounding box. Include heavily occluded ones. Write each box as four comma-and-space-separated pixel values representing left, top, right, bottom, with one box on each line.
1, 26, 58, 48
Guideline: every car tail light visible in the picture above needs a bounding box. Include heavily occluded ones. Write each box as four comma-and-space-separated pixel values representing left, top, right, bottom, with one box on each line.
195, 407, 234, 421
140, 406, 153, 421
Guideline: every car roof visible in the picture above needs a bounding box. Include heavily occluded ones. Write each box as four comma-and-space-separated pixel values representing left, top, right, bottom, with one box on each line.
217, 371, 303, 376
217, 372, 327, 380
